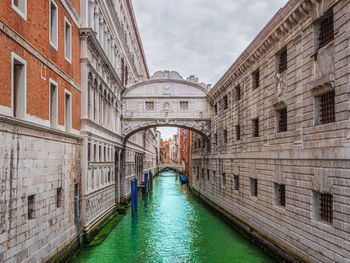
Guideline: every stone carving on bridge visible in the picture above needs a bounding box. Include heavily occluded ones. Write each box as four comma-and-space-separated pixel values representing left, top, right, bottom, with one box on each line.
121, 71, 212, 142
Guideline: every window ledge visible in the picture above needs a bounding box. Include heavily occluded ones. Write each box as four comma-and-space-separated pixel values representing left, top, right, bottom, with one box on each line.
311, 73, 335, 96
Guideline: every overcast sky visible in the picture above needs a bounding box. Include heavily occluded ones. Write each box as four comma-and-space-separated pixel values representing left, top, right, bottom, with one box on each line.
132, 0, 288, 86
132, 0, 288, 139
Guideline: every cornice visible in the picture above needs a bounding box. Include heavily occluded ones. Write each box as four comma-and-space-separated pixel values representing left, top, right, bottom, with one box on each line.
59, 0, 80, 27
209, 0, 322, 101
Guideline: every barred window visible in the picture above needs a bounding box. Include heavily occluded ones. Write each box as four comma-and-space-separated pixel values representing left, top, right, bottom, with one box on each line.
223, 130, 228, 144
252, 118, 259, 137
234, 175, 239, 190
252, 69, 260, 90
278, 47, 287, 73
318, 12, 334, 49
277, 108, 287, 132
180, 101, 189, 110
319, 90, 335, 124
250, 178, 257, 196
223, 95, 228, 110
235, 125, 241, 140
222, 173, 226, 186
274, 183, 285, 206
235, 85, 241, 101
145, 101, 154, 111
28, 195, 35, 220
320, 193, 333, 223
57, 187, 62, 208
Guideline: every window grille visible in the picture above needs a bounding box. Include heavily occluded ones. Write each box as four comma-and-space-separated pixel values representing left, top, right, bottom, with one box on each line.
250, 178, 257, 196
57, 188, 62, 208
253, 118, 259, 137
28, 195, 35, 220
223, 95, 228, 110
223, 130, 227, 144
319, 13, 334, 49
278, 108, 287, 132
320, 193, 333, 223
252, 69, 260, 90
319, 91, 335, 124
278, 184, 285, 206
180, 101, 189, 110
145, 102, 154, 111
235, 85, 241, 101
235, 125, 241, 140
278, 48, 287, 73
234, 175, 239, 190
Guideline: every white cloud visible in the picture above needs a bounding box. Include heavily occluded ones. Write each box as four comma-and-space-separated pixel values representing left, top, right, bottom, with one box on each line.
132, 0, 288, 85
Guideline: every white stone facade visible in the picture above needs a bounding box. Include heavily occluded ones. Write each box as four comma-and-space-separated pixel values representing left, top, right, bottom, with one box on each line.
192, 0, 350, 262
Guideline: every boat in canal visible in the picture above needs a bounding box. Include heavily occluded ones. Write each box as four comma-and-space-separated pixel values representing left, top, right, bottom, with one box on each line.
180, 173, 187, 184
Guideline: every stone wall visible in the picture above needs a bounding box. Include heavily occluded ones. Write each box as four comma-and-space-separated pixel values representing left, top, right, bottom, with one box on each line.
193, 0, 350, 262
0, 119, 81, 263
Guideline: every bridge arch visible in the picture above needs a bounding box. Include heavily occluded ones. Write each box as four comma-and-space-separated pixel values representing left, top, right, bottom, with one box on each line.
122, 70, 212, 143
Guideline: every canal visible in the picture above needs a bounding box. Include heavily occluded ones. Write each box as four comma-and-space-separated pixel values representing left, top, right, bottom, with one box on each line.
72, 171, 277, 263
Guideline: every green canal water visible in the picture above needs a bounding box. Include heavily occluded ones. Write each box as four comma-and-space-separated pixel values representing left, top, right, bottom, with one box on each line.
72, 171, 277, 263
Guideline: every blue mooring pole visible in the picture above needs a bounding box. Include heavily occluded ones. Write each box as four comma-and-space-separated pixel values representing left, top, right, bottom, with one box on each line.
74, 196, 81, 245
131, 179, 135, 214
144, 173, 148, 194
134, 178, 138, 209
149, 170, 152, 189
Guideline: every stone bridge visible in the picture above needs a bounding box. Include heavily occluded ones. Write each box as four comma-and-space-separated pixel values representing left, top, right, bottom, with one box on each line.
158, 163, 185, 174
121, 71, 212, 143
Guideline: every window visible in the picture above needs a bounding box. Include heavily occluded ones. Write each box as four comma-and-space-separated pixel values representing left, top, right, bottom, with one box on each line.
235, 85, 241, 101
12, 52, 26, 119
234, 175, 239, 190
104, 146, 106, 161
250, 178, 257, 197
198, 139, 201, 149
277, 108, 287, 132
277, 47, 287, 73
196, 167, 199, 180
64, 91, 72, 131
252, 118, 259, 137
318, 90, 335, 124
49, 0, 58, 49
223, 130, 227, 144
312, 191, 333, 224
235, 125, 241, 140
28, 195, 35, 220
207, 169, 210, 180
64, 18, 72, 63
180, 101, 189, 110
214, 104, 217, 115
214, 133, 217, 144
252, 69, 260, 90
202, 168, 204, 179
222, 173, 226, 186
57, 187, 62, 208
88, 143, 91, 161
12, 0, 27, 20
49, 79, 58, 127
99, 145, 101, 162
145, 102, 154, 111
94, 144, 97, 161
274, 183, 285, 206
223, 95, 228, 110
202, 139, 205, 148
318, 11, 334, 49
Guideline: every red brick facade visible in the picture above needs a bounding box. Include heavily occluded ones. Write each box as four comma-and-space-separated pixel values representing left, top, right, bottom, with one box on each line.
0, 0, 81, 129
